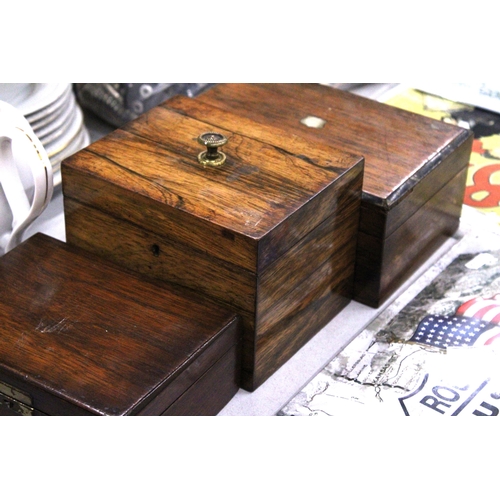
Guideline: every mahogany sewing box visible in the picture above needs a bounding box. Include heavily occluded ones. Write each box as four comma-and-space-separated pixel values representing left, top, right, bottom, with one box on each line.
61, 97, 364, 391
0, 234, 240, 415
195, 83, 474, 307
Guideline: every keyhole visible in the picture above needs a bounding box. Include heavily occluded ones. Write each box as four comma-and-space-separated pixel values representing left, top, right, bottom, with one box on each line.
151, 244, 160, 257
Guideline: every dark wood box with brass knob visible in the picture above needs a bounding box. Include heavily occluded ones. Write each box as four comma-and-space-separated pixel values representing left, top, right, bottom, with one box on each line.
0, 233, 240, 416
194, 83, 474, 308
61, 97, 364, 391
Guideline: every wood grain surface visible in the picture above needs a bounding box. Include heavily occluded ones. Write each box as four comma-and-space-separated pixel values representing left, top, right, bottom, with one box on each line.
0, 234, 240, 415
354, 167, 468, 306
196, 83, 472, 205
62, 101, 364, 390
195, 83, 474, 307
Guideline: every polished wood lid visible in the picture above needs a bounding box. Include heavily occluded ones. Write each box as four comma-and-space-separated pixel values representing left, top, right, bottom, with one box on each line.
195, 83, 472, 208
62, 97, 363, 277
64, 98, 363, 241
0, 234, 239, 415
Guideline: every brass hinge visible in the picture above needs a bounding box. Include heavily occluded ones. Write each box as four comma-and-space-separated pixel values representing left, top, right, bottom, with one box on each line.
0, 381, 34, 416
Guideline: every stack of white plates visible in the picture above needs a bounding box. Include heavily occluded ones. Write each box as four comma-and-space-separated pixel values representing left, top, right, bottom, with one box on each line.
0, 83, 90, 187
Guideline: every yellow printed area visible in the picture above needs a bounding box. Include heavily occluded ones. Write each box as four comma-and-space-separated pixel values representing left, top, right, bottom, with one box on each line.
384, 88, 500, 223
385, 88, 472, 122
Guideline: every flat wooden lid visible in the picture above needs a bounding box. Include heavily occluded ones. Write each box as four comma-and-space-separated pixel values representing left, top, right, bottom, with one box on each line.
63, 98, 363, 240
195, 84, 472, 208
0, 234, 238, 415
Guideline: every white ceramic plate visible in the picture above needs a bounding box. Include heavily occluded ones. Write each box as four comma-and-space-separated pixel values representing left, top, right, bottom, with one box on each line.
45, 105, 84, 159
3, 83, 70, 117
51, 127, 90, 186
28, 85, 72, 129
38, 97, 77, 145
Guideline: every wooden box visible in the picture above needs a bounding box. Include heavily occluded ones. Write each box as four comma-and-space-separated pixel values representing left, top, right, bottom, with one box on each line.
0, 234, 240, 415
195, 83, 474, 307
61, 97, 364, 391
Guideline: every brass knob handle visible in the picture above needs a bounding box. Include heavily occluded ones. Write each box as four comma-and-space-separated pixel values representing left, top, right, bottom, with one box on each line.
197, 132, 227, 166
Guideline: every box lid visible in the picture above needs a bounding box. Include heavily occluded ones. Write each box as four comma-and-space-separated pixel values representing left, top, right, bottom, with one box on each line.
0, 234, 239, 415
195, 83, 472, 210
62, 98, 363, 273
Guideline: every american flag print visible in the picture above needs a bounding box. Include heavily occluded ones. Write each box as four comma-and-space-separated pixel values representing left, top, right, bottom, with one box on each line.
408, 314, 500, 349
456, 294, 500, 324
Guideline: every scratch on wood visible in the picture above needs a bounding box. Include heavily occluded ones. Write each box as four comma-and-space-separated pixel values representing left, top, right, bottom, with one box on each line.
14, 332, 26, 349
36, 318, 70, 334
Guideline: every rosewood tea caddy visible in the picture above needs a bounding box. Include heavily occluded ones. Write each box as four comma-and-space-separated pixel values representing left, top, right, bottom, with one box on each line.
0, 234, 240, 415
62, 96, 364, 391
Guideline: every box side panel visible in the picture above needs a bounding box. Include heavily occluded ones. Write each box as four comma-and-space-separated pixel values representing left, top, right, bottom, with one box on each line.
252, 238, 356, 390
232, 311, 257, 392
354, 166, 467, 307
62, 153, 258, 273
359, 132, 473, 239
258, 170, 361, 313
137, 319, 241, 415
246, 172, 361, 390
358, 202, 387, 240
161, 344, 240, 416
0, 371, 93, 416
64, 198, 257, 315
